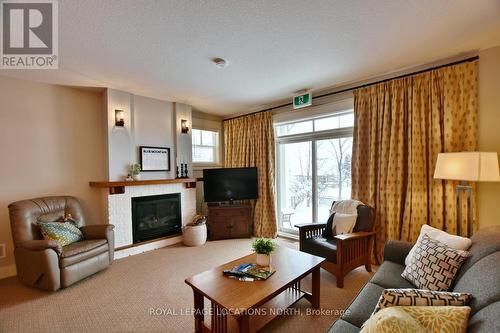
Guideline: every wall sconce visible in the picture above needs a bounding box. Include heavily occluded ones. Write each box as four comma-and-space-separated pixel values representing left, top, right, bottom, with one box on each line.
181, 119, 189, 133
115, 109, 125, 127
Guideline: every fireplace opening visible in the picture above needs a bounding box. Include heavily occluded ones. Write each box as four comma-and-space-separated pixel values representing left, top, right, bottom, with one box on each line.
131, 193, 182, 243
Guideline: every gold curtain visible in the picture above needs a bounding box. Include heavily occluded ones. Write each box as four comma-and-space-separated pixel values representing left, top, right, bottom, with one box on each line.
351, 61, 478, 263
224, 111, 277, 238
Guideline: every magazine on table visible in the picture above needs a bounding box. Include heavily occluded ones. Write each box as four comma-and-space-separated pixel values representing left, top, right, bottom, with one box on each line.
223, 263, 275, 280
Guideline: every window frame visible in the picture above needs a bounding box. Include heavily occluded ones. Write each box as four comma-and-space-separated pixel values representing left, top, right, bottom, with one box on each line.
192, 128, 221, 167
275, 111, 354, 235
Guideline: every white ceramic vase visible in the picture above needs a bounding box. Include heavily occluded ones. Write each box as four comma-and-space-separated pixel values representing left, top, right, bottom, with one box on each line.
256, 253, 271, 267
133, 174, 141, 181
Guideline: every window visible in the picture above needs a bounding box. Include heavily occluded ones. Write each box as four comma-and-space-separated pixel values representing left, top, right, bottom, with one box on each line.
276, 111, 354, 233
192, 129, 219, 164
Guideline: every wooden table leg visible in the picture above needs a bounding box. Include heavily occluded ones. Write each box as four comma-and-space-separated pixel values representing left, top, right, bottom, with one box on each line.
193, 289, 204, 333
311, 266, 320, 309
236, 314, 249, 333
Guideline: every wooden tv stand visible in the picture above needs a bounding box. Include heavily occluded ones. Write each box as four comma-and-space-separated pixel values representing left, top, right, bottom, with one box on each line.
207, 203, 253, 241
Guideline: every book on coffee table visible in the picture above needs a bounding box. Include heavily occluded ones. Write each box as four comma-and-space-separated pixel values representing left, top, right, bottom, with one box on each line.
223, 263, 275, 280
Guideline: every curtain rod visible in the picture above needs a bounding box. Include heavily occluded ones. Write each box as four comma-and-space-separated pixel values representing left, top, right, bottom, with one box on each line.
223, 55, 479, 122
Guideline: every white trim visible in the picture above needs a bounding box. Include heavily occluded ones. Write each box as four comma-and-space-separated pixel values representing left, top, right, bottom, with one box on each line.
273, 91, 353, 124
114, 236, 183, 259
0, 264, 17, 279
277, 232, 299, 241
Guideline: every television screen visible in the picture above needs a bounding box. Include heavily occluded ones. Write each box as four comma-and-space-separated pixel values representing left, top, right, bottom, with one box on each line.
203, 167, 258, 202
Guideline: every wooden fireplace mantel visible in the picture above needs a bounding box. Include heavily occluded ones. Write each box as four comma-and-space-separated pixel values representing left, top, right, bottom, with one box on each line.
89, 178, 197, 194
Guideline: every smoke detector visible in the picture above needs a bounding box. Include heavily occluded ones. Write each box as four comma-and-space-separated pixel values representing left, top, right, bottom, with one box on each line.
213, 58, 228, 68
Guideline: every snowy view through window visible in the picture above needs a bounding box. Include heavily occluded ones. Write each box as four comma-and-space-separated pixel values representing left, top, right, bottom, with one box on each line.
276, 112, 353, 232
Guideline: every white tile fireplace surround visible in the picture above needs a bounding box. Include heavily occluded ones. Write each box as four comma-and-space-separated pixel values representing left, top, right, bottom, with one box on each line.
108, 183, 196, 257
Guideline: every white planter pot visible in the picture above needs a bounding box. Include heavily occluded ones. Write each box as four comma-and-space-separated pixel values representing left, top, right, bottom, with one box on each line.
182, 224, 207, 247
133, 174, 141, 181
256, 253, 271, 267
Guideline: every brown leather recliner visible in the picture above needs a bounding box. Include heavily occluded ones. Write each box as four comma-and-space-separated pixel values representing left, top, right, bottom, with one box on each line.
8, 196, 114, 291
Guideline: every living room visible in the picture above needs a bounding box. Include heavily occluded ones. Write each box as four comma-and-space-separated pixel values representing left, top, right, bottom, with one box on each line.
0, 1, 499, 333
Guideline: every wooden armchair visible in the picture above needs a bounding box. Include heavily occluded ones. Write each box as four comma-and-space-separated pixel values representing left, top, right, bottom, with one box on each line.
296, 203, 375, 288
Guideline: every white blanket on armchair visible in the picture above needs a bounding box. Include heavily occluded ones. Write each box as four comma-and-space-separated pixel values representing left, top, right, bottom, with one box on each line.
329, 199, 364, 216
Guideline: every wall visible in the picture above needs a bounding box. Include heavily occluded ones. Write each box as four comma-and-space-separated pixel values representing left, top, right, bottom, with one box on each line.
478, 45, 500, 227
0, 76, 107, 277
134, 95, 176, 179
105, 89, 191, 181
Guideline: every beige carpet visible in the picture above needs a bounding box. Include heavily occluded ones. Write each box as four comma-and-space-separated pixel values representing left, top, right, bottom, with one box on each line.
0, 238, 373, 333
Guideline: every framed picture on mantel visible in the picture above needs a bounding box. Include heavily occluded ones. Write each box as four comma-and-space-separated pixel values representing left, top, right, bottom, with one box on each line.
140, 146, 171, 171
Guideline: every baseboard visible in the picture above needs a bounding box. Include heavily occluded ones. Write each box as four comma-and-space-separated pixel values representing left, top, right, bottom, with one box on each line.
114, 236, 183, 259
0, 264, 17, 279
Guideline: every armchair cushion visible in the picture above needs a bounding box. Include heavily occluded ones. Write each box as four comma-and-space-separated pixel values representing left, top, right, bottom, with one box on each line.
80, 224, 114, 240
322, 213, 335, 239
60, 239, 108, 268
302, 235, 337, 263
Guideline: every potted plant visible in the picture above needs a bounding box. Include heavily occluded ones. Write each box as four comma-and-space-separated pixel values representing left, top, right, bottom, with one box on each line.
252, 238, 275, 267
129, 163, 141, 181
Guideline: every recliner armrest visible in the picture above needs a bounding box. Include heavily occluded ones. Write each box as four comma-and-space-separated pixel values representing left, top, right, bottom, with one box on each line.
80, 224, 114, 240
383, 240, 414, 265
19, 239, 62, 255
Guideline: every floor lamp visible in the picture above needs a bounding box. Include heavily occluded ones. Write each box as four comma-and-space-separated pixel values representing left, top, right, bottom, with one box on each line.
434, 152, 499, 237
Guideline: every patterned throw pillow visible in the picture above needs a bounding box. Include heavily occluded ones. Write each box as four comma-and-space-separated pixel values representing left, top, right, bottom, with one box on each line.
402, 306, 471, 333
361, 307, 427, 333
401, 234, 469, 291
362, 306, 471, 333
39, 222, 83, 246
373, 289, 472, 314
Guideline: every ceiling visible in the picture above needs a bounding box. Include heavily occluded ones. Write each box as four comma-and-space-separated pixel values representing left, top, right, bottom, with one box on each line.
2, 0, 500, 116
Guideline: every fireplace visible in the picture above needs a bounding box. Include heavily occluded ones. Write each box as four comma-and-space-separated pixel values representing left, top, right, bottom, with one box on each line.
131, 193, 182, 244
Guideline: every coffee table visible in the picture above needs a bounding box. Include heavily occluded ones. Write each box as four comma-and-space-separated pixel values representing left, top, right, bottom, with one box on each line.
185, 246, 325, 333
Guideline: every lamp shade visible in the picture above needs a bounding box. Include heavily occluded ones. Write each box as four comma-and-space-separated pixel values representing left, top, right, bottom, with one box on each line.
434, 152, 500, 182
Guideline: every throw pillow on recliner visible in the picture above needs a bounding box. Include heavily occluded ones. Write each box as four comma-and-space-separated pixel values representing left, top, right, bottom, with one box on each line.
39, 222, 83, 247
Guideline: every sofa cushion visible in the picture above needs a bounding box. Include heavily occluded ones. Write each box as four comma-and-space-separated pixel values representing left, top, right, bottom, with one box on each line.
468, 301, 500, 333
453, 226, 500, 286
370, 261, 415, 289
341, 282, 385, 327
302, 235, 337, 263
453, 251, 500, 314
328, 319, 360, 333
401, 235, 469, 291
59, 239, 108, 268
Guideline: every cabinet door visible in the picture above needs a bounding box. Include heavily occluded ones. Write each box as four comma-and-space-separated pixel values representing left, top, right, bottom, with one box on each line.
230, 216, 250, 237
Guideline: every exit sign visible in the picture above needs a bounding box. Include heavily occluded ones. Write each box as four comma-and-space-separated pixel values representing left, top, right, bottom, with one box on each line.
293, 92, 312, 109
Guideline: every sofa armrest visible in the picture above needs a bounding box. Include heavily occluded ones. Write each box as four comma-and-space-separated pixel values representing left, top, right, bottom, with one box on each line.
334, 231, 375, 241
19, 239, 62, 255
80, 224, 114, 240
384, 240, 414, 265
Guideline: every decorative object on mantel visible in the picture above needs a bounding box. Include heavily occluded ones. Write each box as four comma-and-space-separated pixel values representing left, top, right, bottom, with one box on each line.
181, 119, 189, 134
128, 163, 141, 181
252, 238, 275, 267
115, 109, 125, 127
182, 215, 207, 246
140, 146, 171, 171
434, 152, 499, 236
176, 155, 189, 178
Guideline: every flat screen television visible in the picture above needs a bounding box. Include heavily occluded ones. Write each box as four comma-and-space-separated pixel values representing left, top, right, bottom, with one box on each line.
203, 167, 258, 203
